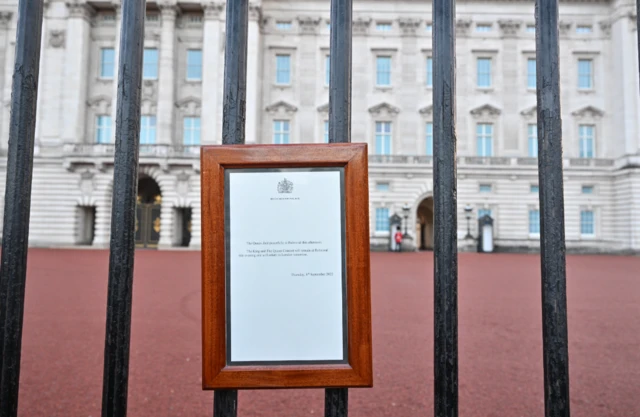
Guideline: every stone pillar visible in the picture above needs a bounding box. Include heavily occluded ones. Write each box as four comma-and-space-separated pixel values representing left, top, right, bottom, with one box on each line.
158, 196, 174, 248
0, 11, 14, 151
156, 4, 177, 145
610, 9, 640, 156
246, 2, 262, 144
499, 19, 521, 153
201, 1, 223, 144
189, 196, 201, 249
398, 18, 421, 154
110, 3, 122, 142
61, 2, 93, 144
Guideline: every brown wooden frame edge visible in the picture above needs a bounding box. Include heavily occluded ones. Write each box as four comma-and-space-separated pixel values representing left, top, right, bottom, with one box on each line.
201, 143, 372, 390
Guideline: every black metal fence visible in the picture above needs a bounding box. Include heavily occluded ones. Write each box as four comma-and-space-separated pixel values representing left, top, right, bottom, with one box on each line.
2, 0, 634, 415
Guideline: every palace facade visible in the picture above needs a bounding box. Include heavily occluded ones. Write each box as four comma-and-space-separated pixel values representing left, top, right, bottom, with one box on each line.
0, 0, 639, 252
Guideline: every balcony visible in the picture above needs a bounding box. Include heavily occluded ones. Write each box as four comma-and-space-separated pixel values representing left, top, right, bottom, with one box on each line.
368, 155, 616, 170
61, 143, 201, 172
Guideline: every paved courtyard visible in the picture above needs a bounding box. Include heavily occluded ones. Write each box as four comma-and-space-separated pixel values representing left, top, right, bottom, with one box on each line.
15, 249, 640, 416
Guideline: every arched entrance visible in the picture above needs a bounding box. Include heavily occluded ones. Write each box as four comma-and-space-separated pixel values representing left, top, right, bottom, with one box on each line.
416, 197, 434, 250
135, 176, 162, 249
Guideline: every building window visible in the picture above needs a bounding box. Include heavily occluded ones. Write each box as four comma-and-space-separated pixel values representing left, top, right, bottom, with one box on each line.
325, 55, 330, 86
376, 56, 392, 86
273, 120, 290, 144
276, 21, 292, 30
576, 25, 592, 33
476, 123, 493, 157
477, 57, 492, 88
476, 24, 492, 32
375, 207, 390, 232
478, 208, 492, 219
529, 209, 540, 235
526, 24, 536, 33
376, 22, 392, 31
95, 115, 112, 144
528, 124, 538, 157
479, 184, 492, 193
578, 59, 593, 89
140, 116, 157, 144
425, 23, 432, 32
143, 48, 158, 80
527, 58, 536, 89
582, 185, 594, 194
100, 48, 115, 79
426, 57, 433, 87
146, 13, 159, 22
375, 121, 392, 155
531, 185, 539, 193
426, 122, 433, 156
580, 210, 595, 236
579, 124, 595, 158
324, 120, 329, 143
183, 117, 201, 145
376, 182, 390, 192
275, 54, 291, 85
186, 49, 202, 81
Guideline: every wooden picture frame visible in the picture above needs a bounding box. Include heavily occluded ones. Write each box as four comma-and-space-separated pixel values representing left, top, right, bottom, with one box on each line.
201, 143, 372, 390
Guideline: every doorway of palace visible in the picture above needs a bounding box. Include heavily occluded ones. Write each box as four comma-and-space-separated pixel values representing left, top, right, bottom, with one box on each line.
173, 207, 192, 247
135, 176, 162, 249
416, 197, 434, 250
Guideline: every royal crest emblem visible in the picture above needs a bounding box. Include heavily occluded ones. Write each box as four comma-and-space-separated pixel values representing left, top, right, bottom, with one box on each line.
277, 178, 294, 193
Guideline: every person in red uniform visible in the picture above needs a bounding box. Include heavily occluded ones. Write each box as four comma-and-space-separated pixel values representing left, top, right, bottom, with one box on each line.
394, 226, 403, 252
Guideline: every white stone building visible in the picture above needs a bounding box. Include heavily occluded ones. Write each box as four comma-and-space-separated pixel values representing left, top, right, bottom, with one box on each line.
0, 0, 638, 252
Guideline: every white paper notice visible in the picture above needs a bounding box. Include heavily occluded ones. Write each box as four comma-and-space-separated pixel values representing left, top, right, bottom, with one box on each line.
228, 169, 345, 363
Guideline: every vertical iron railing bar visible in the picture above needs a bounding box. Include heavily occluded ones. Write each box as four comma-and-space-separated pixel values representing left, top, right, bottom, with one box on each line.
328, 0, 352, 144
221, 0, 249, 146
0, 0, 44, 416
326, 0, 352, 413
637, 0, 640, 91
432, 0, 459, 415
214, 0, 249, 415
534, 0, 571, 416
100, 0, 146, 416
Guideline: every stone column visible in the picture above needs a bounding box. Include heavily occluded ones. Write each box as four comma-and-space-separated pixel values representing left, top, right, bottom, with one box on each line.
246, 2, 262, 144
0, 11, 14, 151
110, 3, 122, 142
201, 1, 223, 144
156, 4, 177, 145
189, 195, 201, 249
499, 19, 521, 153
398, 18, 421, 154
62, 2, 93, 144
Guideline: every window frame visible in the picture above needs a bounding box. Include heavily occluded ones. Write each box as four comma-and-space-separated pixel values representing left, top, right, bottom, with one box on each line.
186, 49, 203, 81
273, 119, 291, 144
99, 47, 115, 79
527, 123, 538, 157
95, 115, 112, 144
476, 123, 493, 157
529, 208, 540, 236
578, 124, 595, 159
140, 115, 157, 145
374, 121, 393, 155
143, 48, 159, 80
275, 54, 292, 85
183, 116, 201, 146
580, 209, 596, 237
375, 55, 392, 87
577, 58, 594, 90
375, 207, 390, 233
476, 57, 492, 88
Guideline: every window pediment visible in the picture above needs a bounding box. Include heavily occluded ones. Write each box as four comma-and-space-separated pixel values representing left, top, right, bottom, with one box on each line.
418, 104, 433, 116
368, 102, 400, 117
470, 103, 501, 118
265, 100, 298, 114
175, 96, 202, 116
520, 105, 537, 119
87, 95, 111, 114
317, 102, 329, 113
572, 105, 604, 119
